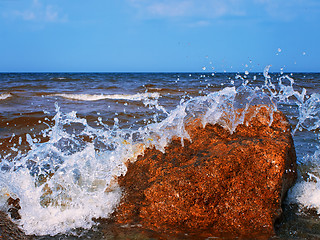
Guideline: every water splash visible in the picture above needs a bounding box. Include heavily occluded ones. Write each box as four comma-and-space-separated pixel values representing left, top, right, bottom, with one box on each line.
288, 145, 320, 214
1, 69, 320, 236
0, 103, 148, 235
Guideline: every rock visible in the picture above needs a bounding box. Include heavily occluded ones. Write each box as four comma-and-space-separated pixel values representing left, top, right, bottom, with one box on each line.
0, 211, 31, 240
7, 197, 21, 220
0, 198, 31, 239
114, 106, 297, 238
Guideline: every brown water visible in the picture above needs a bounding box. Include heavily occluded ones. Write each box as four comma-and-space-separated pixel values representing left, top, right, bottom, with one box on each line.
0, 72, 320, 239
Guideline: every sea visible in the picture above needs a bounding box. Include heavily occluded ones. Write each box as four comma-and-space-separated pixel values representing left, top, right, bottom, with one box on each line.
0, 70, 320, 239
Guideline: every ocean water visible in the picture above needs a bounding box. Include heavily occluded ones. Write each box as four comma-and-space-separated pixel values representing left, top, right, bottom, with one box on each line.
0, 70, 320, 239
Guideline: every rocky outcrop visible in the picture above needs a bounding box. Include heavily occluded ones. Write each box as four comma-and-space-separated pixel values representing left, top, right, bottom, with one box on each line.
0, 197, 30, 239
0, 211, 31, 240
114, 106, 297, 238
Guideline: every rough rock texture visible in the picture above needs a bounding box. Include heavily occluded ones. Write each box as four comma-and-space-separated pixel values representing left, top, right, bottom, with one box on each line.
0, 211, 31, 240
114, 106, 297, 237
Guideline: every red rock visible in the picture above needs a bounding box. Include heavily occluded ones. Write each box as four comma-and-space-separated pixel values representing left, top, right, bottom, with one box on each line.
114, 106, 297, 238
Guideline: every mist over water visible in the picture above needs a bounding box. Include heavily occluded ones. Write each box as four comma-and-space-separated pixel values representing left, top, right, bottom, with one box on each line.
1, 71, 320, 238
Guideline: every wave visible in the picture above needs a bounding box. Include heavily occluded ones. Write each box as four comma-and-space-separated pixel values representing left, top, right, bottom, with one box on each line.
50, 92, 160, 101
1, 69, 320, 236
288, 148, 320, 213
50, 77, 82, 82
0, 93, 12, 100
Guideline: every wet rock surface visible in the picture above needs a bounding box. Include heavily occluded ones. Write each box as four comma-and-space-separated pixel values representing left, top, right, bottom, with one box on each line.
0, 211, 31, 240
114, 106, 298, 238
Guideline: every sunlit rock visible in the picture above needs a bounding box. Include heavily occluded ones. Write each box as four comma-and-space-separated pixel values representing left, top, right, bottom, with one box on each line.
114, 106, 297, 237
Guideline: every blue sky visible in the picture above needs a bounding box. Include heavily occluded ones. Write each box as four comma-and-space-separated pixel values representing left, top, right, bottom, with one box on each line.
0, 0, 319, 72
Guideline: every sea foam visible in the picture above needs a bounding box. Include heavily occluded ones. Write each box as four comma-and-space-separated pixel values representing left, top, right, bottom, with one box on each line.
0, 93, 12, 100
0, 103, 148, 235
1, 69, 320, 236
51, 92, 160, 101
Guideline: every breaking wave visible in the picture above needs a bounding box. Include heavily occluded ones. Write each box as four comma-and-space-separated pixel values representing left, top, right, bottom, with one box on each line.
0, 68, 320, 236
0, 93, 12, 100
50, 92, 160, 101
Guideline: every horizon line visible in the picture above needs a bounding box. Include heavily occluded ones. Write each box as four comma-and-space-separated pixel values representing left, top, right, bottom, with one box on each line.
0, 71, 319, 74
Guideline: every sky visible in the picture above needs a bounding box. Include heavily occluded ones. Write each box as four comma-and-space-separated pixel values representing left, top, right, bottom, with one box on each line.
0, 0, 319, 72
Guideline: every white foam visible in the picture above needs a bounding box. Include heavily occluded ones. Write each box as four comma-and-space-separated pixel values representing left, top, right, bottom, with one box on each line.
288, 178, 320, 214
288, 147, 320, 214
0, 103, 147, 235
51, 92, 160, 101
1, 69, 320, 236
0, 93, 12, 100
2, 84, 271, 235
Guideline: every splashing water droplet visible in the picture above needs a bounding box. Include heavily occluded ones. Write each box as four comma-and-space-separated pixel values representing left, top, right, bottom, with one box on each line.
2, 71, 320, 237
263, 65, 272, 79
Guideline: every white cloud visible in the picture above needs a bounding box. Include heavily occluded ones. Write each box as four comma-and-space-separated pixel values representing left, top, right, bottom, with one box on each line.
45, 5, 61, 22
128, 0, 246, 19
3, 0, 67, 23
188, 20, 211, 27
146, 1, 193, 17
251, 0, 320, 21
128, 0, 320, 22
11, 10, 36, 21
